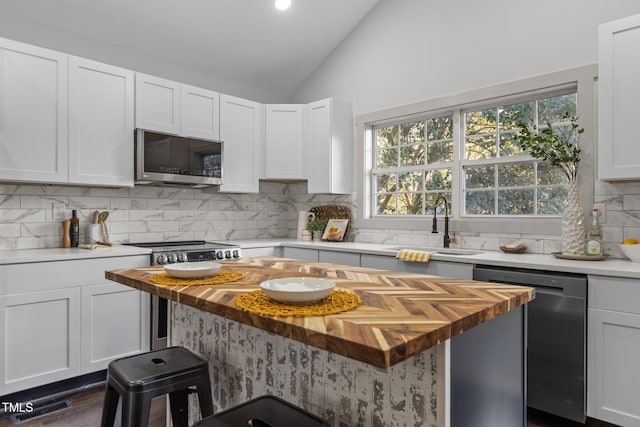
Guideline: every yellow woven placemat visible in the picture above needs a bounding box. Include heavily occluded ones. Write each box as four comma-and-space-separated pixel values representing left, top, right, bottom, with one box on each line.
236, 289, 362, 317
149, 269, 245, 286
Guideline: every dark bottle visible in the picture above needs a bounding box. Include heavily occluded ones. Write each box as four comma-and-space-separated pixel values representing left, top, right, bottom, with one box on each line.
70, 210, 80, 247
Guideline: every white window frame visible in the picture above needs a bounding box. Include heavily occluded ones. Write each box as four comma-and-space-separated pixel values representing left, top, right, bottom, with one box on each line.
354, 65, 597, 235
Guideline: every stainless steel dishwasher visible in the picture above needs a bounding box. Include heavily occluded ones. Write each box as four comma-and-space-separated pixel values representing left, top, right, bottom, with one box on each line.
473, 265, 587, 424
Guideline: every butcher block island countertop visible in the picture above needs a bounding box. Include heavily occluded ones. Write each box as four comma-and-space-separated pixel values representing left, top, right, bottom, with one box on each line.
106, 257, 532, 368
107, 257, 533, 426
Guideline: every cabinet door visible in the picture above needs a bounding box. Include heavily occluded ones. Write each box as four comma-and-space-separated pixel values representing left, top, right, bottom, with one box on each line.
282, 247, 318, 262
360, 254, 473, 279
181, 84, 220, 140
265, 104, 304, 179
588, 308, 640, 426
0, 288, 81, 395
0, 37, 68, 184
81, 283, 149, 372
69, 56, 134, 187
305, 98, 353, 194
135, 73, 181, 134
598, 14, 640, 180
318, 250, 360, 267
219, 94, 264, 193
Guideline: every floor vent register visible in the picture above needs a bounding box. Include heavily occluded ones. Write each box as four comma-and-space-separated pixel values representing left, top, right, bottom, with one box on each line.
9, 400, 72, 425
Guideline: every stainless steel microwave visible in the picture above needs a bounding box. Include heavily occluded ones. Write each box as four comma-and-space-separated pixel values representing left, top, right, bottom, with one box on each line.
135, 129, 223, 187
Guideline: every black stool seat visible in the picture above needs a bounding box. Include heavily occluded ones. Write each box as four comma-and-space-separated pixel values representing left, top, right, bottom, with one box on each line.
101, 346, 213, 427
193, 395, 329, 427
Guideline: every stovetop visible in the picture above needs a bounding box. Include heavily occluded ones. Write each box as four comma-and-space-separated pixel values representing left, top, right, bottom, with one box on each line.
124, 240, 241, 264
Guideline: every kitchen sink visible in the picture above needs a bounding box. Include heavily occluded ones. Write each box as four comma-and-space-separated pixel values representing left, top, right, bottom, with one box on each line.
389, 246, 483, 255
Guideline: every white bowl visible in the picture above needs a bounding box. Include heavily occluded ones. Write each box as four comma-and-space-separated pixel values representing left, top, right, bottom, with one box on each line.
164, 262, 222, 279
260, 277, 335, 304
619, 243, 640, 262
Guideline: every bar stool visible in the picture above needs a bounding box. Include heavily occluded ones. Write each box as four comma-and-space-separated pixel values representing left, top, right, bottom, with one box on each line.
100, 346, 214, 427
192, 395, 329, 426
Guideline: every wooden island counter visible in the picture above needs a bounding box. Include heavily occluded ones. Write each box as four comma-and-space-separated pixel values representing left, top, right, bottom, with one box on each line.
107, 257, 534, 427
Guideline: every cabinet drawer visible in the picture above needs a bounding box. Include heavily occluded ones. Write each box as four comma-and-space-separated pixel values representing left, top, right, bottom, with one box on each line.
0, 255, 149, 295
588, 275, 640, 314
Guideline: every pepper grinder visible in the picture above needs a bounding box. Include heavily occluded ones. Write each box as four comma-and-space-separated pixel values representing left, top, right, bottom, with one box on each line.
61, 220, 71, 248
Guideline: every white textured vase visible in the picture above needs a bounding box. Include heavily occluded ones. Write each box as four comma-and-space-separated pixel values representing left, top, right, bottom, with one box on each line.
562, 180, 586, 255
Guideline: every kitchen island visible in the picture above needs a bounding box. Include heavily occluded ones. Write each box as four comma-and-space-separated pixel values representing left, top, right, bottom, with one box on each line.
106, 257, 533, 427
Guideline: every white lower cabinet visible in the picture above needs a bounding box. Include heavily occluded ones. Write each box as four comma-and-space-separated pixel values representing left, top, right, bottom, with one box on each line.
0, 288, 81, 395
282, 247, 318, 262
0, 255, 149, 395
588, 275, 640, 426
81, 283, 149, 372
360, 254, 473, 279
318, 250, 360, 267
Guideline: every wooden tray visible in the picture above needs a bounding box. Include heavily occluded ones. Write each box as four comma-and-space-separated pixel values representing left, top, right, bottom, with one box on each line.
551, 252, 608, 261
500, 245, 527, 254
309, 205, 352, 240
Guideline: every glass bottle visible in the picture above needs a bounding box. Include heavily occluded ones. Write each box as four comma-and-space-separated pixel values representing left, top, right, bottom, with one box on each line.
586, 209, 603, 255
70, 210, 80, 247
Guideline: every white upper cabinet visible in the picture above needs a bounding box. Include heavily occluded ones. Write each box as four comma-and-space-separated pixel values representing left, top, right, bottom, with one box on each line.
135, 73, 181, 134
598, 14, 640, 180
305, 98, 353, 194
219, 94, 264, 193
69, 56, 134, 187
265, 104, 305, 179
181, 84, 220, 140
135, 73, 221, 141
0, 38, 69, 184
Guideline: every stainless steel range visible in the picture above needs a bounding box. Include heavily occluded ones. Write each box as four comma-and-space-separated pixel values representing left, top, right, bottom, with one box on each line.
125, 240, 242, 350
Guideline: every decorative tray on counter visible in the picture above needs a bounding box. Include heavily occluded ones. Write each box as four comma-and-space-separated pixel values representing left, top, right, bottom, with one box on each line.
551, 252, 609, 261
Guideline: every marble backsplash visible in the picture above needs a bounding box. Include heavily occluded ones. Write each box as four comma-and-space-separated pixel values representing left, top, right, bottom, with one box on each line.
1, 180, 639, 259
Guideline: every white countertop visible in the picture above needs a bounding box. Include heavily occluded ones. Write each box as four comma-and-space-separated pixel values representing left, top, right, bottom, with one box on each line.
2, 238, 638, 279
0, 245, 151, 265
231, 238, 640, 279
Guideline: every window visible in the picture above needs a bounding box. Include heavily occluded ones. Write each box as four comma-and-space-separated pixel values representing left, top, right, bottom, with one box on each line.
370, 90, 576, 218
373, 115, 453, 215
463, 92, 575, 216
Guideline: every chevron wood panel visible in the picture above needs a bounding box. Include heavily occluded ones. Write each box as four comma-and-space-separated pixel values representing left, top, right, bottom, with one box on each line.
106, 257, 533, 368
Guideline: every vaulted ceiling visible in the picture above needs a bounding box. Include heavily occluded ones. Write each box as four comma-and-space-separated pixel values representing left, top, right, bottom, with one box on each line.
0, 0, 380, 100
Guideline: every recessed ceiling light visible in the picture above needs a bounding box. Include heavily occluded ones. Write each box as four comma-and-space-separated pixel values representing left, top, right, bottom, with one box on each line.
275, 0, 291, 11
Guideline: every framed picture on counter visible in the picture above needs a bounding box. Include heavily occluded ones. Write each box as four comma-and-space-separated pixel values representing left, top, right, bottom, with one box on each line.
322, 219, 349, 241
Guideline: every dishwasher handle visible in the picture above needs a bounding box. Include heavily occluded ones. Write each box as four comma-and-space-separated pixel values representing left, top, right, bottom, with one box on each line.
473, 266, 587, 299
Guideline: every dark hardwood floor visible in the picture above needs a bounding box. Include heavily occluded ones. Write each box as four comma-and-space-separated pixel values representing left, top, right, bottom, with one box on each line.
0, 384, 165, 427
0, 386, 620, 427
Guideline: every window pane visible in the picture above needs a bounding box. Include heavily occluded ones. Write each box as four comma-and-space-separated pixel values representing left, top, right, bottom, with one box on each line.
427, 116, 453, 140
538, 93, 576, 124
498, 189, 534, 215
400, 121, 425, 144
426, 192, 451, 215
376, 147, 397, 168
498, 163, 534, 187
537, 186, 567, 215
466, 109, 497, 135
465, 190, 495, 214
466, 135, 497, 159
398, 193, 423, 215
376, 194, 397, 214
398, 171, 422, 192
499, 132, 525, 157
425, 169, 452, 191
377, 126, 398, 148
500, 101, 535, 130
375, 173, 396, 193
427, 140, 453, 163
465, 166, 494, 189
400, 144, 425, 166
537, 162, 567, 185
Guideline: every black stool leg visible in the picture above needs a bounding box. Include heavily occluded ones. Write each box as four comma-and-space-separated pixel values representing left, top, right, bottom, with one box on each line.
121, 392, 151, 427
169, 389, 190, 427
100, 383, 119, 427
195, 374, 214, 418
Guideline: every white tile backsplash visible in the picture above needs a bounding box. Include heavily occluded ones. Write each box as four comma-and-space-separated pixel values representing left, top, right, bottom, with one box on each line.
2, 179, 640, 258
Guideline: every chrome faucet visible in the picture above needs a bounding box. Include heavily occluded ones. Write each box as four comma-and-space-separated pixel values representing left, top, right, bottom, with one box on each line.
432, 195, 450, 248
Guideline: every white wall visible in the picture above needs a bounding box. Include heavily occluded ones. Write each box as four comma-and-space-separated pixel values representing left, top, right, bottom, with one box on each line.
0, 13, 279, 103
292, 0, 640, 114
